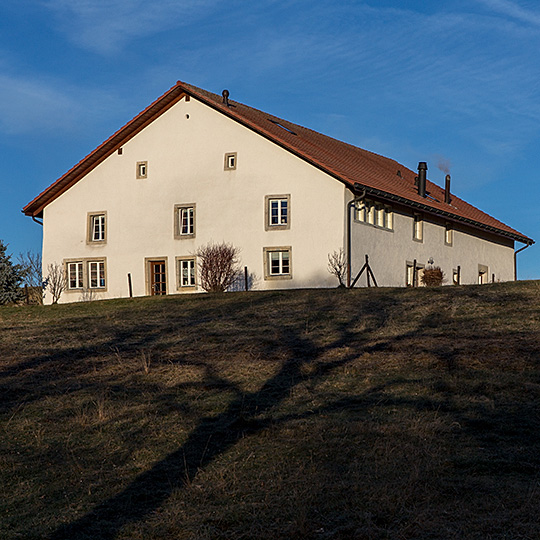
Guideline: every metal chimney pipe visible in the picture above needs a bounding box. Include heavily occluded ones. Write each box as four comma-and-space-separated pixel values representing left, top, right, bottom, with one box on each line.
417, 162, 427, 198
445, 174, 452, 204
222, 89, 230, 106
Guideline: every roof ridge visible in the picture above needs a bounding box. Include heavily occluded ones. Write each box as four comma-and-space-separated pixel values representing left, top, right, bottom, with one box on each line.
23, 79, 532, 244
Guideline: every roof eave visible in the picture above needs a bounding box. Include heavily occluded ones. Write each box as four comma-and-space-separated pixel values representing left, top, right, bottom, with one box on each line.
351, 182, 534, 245
23, 83, 188, 218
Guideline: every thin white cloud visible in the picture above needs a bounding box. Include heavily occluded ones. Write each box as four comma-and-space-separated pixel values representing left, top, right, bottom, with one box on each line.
0, 74, 118, 135
475, 0, 540, 26
43, 0, 219, 54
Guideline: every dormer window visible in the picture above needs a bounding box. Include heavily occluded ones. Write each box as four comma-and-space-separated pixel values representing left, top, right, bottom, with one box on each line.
136, 161, 148, 179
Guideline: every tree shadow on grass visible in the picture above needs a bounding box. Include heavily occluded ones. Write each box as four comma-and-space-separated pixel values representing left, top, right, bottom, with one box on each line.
47, 317, 361, 540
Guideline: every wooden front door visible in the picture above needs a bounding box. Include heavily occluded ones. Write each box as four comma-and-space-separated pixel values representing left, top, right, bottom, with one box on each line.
150, 261, 167, 295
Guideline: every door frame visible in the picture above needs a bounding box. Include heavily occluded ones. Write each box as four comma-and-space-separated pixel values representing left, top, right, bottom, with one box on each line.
145, 257, 169, 296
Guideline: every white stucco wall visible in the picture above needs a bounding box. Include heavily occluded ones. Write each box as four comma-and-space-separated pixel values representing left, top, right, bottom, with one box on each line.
40, 95, 518, 303
349, 197, 515, 287
42, 96, 346, 303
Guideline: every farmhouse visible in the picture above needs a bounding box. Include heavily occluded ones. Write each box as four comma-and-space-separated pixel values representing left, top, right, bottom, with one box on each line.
23, 81, 534, 303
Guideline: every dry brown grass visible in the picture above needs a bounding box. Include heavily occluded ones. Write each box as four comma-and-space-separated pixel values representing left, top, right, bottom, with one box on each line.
1, 282, 540, 539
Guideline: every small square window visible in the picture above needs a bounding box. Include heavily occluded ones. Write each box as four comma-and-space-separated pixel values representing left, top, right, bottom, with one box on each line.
136, 161, 148, 179
265, 195, 290, 230
224, 152, 237, 170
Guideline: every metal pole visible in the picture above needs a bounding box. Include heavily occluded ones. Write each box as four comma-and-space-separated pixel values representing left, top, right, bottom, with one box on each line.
244, 266, 249, 291
347, 199, 355, 288
128, 273, 133, 298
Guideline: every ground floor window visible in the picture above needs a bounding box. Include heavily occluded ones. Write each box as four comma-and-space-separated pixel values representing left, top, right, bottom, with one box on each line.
478, 264, 489, 284
406, 261, 424, 287
264, 247, 292, 279
89, 261, 106, 288
65, 258, 106, 291
177, 257, 197, 289
68, 261, 83, 289
453, 267, 461, 285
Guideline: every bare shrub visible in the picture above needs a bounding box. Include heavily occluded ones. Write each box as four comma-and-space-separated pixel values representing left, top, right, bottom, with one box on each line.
421, 266, 445, 287
18, 251, 43, 303
79, 288, 95, 302
46, 262, 67, 304
328, 248, 347, 287
196, 242, 241, 293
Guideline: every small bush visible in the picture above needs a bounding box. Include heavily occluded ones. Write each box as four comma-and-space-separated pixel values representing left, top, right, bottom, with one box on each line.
421, 266, 445, 287
196, 242, 241, 293
328, 248, 347, 287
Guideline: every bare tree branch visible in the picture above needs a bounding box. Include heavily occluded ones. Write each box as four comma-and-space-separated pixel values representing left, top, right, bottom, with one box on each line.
196, 242, 241, 293
328, 248, 347, 287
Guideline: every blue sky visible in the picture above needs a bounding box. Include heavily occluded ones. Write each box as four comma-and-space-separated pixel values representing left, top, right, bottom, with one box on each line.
1, 0, 538, 278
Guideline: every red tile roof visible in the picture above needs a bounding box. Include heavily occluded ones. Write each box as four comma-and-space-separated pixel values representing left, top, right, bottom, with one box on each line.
23, 81, 533, 244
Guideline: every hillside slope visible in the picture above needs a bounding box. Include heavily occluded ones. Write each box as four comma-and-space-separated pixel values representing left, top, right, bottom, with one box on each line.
2, 282, 540, 540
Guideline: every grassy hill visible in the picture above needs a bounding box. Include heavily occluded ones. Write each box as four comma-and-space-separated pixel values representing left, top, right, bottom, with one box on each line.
2, 282, 540, 540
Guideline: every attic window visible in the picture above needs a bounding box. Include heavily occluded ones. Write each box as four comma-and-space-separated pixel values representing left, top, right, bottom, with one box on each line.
224, 152, 237, 170
268, 119, 296, 135
136, 161, 148, 179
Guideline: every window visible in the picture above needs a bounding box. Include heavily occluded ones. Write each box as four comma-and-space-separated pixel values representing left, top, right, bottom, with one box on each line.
68, 261, 83, 289
478, 264, 488, 284
406, 261, 424, 287
136, 161, 148, 179
224, 152, 237, 170
65, 258, 107, 291
174, 204, 196, 239
406, 263, 414, 287
88, 261, 106, 288
265, 195, 290, 230
88, 212, 106, 243
413, 213, 423, 242
264, 247, 292, 279
355, 199, 393, 230
445, 223, 453, 246
177, 257, 197, 289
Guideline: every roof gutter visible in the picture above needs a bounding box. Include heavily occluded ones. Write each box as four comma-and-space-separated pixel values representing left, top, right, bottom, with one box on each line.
514, 241, 534, 281
351, 183, 533, 245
